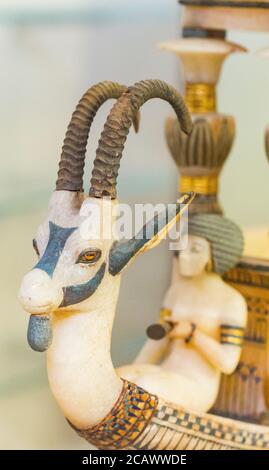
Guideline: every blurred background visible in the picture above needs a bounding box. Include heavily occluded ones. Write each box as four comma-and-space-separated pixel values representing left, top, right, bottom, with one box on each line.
0, 0, 269, 449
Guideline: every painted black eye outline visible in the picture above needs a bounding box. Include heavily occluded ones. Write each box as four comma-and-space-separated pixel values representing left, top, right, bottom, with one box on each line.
76, 249, 102, 265
32, 239, 40, 258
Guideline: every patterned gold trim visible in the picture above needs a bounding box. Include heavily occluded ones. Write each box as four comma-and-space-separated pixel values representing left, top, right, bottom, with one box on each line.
224, 260, 269, 292
185, 82, 216, 114
69, 380, 158, 450
180, 174, 218, 195
131, 400, 269, 450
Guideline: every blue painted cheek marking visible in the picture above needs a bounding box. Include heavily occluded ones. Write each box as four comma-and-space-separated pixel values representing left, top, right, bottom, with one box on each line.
60, 262, 106, 307
34, 221, 77, 278
33, 221, 105, 308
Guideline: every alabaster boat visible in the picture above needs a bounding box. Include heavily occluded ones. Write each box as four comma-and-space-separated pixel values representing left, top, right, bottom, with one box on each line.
18, 80, 269, 450
80, 257, 269, 451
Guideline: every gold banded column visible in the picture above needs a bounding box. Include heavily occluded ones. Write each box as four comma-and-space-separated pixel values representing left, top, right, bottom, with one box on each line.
160, 38, 246, 215
185, 82, 216, 114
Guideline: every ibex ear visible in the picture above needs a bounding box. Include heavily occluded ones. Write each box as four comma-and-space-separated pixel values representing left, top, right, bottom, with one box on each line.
108, 192, 194, 276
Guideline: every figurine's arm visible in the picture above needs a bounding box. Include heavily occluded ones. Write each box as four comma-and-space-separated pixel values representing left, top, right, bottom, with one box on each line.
190, 324, 245, 374
134, 308, 171, 364
170, 296, 247, 375
133, 336, 169, 365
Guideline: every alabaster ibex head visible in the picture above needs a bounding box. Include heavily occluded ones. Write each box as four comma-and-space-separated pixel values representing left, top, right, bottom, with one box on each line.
18, 79, 193, 353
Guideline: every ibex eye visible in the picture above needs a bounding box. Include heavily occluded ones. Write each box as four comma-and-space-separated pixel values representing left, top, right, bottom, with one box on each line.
77, 249, 101, 265
32, 239, 40, 257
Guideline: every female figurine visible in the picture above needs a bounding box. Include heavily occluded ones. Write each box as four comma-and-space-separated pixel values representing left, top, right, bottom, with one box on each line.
119, 214, 247, 412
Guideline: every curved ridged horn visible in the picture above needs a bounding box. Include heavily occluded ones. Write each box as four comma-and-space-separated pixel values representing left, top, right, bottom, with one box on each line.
56, 81, 139, 192
89, 79, 192, 199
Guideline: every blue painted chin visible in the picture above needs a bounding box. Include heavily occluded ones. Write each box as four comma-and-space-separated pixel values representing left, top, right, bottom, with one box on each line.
60, 262, 106, 307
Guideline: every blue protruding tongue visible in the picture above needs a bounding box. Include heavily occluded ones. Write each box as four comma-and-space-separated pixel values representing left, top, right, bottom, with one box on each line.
27, 314, 53, 352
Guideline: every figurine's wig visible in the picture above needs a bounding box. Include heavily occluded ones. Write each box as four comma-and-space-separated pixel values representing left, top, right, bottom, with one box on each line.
188, 214, 244, 275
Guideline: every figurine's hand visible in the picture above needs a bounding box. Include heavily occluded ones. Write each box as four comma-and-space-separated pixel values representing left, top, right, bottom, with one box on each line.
168, 320, 193, 340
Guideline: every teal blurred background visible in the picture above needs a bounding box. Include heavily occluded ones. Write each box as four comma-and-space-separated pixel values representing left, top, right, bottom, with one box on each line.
0, 0, 269, 449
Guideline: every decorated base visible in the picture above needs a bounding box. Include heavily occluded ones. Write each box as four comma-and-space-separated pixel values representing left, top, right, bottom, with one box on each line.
70, 381, 269, 450
130, 401, 269, 450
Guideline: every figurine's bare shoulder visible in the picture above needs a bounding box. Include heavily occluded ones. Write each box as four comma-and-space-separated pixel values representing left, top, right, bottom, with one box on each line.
219, 279, 247, 327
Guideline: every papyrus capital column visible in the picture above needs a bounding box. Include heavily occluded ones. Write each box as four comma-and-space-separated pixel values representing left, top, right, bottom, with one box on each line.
160, 38, 246, 214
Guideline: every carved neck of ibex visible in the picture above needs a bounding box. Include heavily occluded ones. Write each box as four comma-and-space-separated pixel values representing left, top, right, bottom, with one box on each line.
47, 279, 122, 430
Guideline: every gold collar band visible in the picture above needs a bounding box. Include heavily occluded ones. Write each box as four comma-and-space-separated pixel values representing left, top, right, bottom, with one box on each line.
185, 82, 216, 114
180, 174, 218, 195
68, 379, 158, 450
